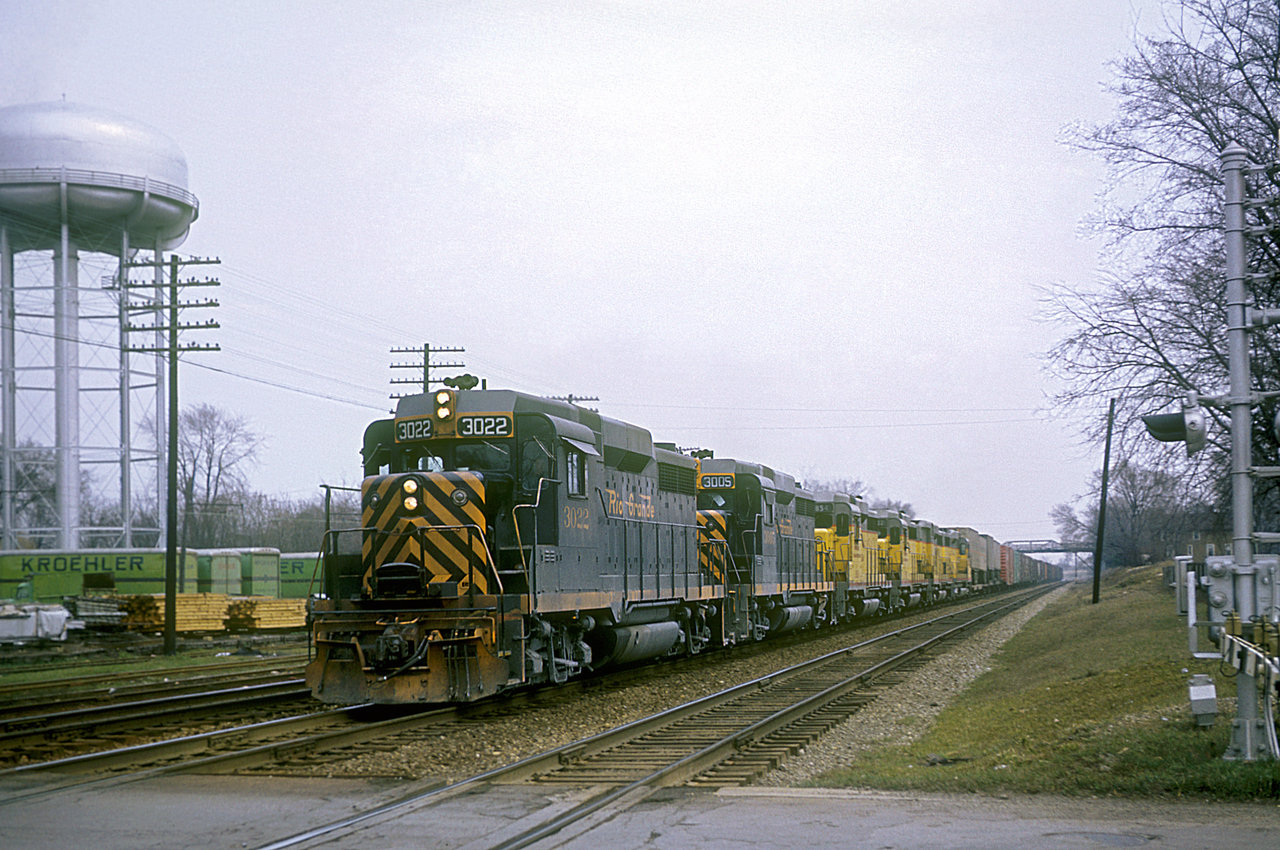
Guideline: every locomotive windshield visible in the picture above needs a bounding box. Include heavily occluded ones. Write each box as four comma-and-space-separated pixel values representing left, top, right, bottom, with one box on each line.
455, 441, 511, 471
395, 440, 512, 474
699, 492, 730, 510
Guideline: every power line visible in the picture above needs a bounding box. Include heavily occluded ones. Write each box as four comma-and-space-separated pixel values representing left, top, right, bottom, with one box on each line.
656, 417, 1045, 432
188, 360, 386, 411
610, 403, 1042, 413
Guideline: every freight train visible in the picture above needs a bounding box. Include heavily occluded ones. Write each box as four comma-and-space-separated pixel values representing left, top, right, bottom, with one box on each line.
305, 388, 1059, 704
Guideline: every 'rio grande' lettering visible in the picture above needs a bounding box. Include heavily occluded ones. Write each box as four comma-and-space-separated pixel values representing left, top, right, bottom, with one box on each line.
604, 489, 656, 520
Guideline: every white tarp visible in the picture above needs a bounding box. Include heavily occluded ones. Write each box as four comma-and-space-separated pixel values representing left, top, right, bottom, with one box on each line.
0, 604, 71, 642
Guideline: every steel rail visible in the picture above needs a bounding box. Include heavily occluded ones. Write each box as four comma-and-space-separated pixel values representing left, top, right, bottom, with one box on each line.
250, 588, 1048, 850
0, 653, 308, 700
0, 679, 311, 745
0, 706, 362, 804
1, 615, 859, 784
486, 590, 1045, 849
0, 703, 479, 806
0, 667, 306, 715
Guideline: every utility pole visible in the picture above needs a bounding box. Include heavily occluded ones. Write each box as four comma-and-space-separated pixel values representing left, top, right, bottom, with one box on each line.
123, 254, 220, 656
553, 394, 600, 406
390, 343, 465, 398
1092, 398, 1115, 605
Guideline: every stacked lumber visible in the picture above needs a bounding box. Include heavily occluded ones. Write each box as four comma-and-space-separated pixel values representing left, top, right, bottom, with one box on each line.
67, 596, 126, 628
224, 597, 307, 630
120, 594, 160, 630
121, 593, 230, 632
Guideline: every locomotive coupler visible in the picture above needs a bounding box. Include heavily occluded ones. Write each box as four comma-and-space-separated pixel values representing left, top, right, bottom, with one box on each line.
372, 622, 421, 668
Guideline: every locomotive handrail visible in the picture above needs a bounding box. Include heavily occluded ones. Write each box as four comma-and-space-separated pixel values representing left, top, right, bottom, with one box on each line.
776, 530, 823, 592
317, 525, 369, 596
697, 537, 734, 586
308, 606, 499, 618
304, 551, 324, 598
512, 476, 557, 590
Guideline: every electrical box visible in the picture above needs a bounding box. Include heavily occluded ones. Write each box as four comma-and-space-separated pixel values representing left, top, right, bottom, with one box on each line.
1187, 673, 1217, 727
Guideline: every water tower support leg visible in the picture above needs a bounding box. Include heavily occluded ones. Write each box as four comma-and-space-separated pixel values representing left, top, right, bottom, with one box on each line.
1, 226, 13, 549
54, 199, 81, 550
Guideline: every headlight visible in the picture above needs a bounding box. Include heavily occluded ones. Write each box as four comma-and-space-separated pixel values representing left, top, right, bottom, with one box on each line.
403, 496, 420, 511
434, 389, 455, 420
402, 478, 419, 495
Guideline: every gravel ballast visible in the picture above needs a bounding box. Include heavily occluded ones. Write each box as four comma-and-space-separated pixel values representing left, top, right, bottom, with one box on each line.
312, 590, 1065, 784
761, 584, 1068, 786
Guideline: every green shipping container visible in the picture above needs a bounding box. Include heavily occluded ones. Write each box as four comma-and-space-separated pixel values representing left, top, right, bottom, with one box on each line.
0, 549, 200, 602
206, 550, 243, 596
196, 552, 214, 593
279, 552, 321, 599
239, 548, 280, 597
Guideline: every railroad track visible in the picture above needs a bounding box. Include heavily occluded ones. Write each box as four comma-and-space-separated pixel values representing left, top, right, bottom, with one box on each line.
0, 702, 457, 804
0, 656, 308, 715
248, 587, 1048, 850
0, 643, 756, 800
0, 634, 309, 674
0, 589, 1038, 820
0, 677, 315, 765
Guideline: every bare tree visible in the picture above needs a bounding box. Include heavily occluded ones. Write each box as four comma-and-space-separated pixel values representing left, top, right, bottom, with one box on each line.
1044, 0, 1280, 512
1052, 461, 1219, 567
177, 404, 263, 548
869, 498, 915, 518
804, 476, 915, 516
805, 477, 870, 498
0, 440, 109, 548
1050, 501, 1090, 550
236, 489, 361, 551
2, 441, 59, 547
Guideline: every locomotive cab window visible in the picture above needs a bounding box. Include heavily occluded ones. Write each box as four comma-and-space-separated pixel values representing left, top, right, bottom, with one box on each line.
566, 449, 587, 497
519, 438, 554, 491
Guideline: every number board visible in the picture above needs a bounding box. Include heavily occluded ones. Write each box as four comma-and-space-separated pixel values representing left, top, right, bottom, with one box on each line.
395, 417, 433, 442
455, 414, 513, 438
395, 413, 514, 442
699, 473, 736, 490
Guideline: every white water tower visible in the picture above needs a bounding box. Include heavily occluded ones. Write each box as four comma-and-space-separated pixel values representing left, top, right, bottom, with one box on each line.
0, 101, 199, 548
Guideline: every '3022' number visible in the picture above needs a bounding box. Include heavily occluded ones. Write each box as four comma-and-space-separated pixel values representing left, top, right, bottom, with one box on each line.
563, 505, 590, 530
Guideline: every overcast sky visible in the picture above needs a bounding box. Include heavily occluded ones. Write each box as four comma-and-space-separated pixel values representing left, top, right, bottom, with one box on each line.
1, 1, 1162, 542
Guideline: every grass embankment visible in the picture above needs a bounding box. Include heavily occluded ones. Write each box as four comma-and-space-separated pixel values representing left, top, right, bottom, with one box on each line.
815, 566, 1280, 799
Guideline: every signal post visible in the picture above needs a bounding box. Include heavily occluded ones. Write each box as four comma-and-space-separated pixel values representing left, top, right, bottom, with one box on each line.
1145, 144, 1280, 761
